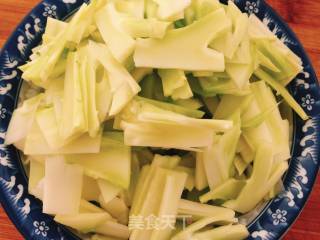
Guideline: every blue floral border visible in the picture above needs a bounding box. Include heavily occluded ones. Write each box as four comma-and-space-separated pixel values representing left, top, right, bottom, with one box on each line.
0, 0, 319, 239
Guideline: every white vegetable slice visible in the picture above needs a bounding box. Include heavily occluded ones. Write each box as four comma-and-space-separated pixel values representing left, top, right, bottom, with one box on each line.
66, 133, 131, 189
172, 215, 236, 240
88, 41, 140, 116
99, 196, 129, 225
43, 156, 83, 215
178, 199, 235, 220
24, 120, 102, 155
153, 0, 191, 20
134, 8, 231, 71
28, 159, 45, 199
95, 221, 130, 239
5, 93, 44, 145
54, 213, 110, 233
192, 224, 249, 240
95, 3, 135, 63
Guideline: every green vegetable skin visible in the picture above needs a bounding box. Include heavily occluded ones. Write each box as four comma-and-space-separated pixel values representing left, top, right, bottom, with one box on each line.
7, 0, 308, 239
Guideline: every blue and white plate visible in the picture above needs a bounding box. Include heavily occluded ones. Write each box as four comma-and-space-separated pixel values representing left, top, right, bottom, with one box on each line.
0, 0, 319, 239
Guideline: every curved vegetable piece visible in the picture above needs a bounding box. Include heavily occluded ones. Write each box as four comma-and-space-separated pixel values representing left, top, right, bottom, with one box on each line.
24, 120, 102, 155
5, 93, 44, 145
134, 8, 231, 71
192, 224, 249, 240
172, 215, 236, 240
178, 199, 235, 220
200, 178, 246, 203
223, 143, 288, 213
254, 68, 308, 120
95, 3, 135, 63
54, 213, 110, 233
95, 221, 130, 239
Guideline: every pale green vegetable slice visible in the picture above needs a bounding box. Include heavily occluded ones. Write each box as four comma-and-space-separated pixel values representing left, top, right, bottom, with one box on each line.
248, 14, 276, 41
200, 179, 246, 203
203, 113, 241, 189
98, 179, 122, 204
43, 156, 83, 215
131, 68, 153, 83
122, 18, 171, 39
88, 41, 140, 116
131, 167, 187, 240
24, 120, 102, 155
5, 93, 44, 145
59, 52, 87, 141
158, 69, 193, 100
172, 215, 236, 240
223, 143, 288, 213
192, 224, 249, 240
178, 199, 235, 220
135, 96, 205, 118
121, 121, 214, 150
54, 213, 110, 233
153, 0, 191, 20
95, 3, 135, 63
236, 136, 255, 164
42, 17, 67, 44
251, 81, 291, 161
254, 68, 308, 120
96, 71, 113, 122
195, 151, 209, 191
214, 94, 253, 120
242, 97, 274, 151
95, 221, 130, 239
28, 159, 45, 199
20, 1, 101, 87
99, 197, 129, 225
149, 170, 187, 240
66, 133, 131, 189
210, 1, 248, 59
134, 8, 231, 71
36, 107, 63, 149
174, 98, 203, 110
80, 48, 100, 137
176, 166, 195, 191
131, 154, 181, 215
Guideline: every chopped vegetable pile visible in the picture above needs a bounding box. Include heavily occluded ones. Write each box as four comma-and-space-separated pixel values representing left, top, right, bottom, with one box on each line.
6, 0, 308, 239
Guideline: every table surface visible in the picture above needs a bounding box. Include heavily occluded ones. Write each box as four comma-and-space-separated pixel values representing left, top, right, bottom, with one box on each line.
0, 0, 319, 240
